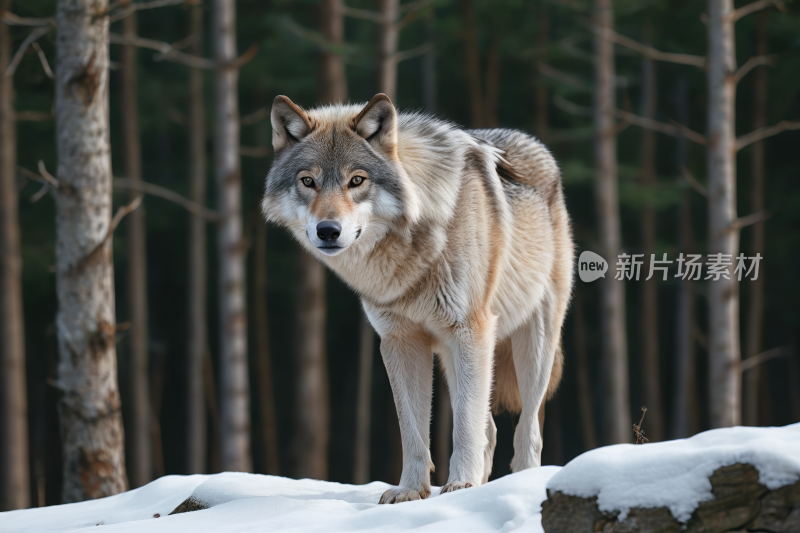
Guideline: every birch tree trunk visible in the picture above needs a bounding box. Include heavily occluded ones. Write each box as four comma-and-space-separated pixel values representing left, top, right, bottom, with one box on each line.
55, 0, 128, 502
213, 0, 251, 472
743, 11, 767, 427
638, 48, 663, 442
706, 0, 740, 429
121, 5, 152, 487
594, 0, 630, 445
253, 220, 279, 475
460, 0, 483, 128
186, 0, 208, 475
672, 75, 698, 439
0, 0, 30, 510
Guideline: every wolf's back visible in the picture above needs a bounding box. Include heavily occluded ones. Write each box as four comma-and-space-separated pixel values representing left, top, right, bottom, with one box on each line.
466, 128, 563, 206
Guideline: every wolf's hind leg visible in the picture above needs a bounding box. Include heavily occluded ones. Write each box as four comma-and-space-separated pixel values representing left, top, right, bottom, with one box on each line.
509, 297, 558, 472
372, 319, 435, 504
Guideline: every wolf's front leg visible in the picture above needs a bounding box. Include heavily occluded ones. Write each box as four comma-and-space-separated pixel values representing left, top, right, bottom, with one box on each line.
442, 313, 496, 493
377, 323, 435, 504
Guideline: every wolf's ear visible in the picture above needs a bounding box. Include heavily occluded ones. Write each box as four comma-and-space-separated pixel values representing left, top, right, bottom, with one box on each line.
351, 94, 398, 159
271, 95, 314, 153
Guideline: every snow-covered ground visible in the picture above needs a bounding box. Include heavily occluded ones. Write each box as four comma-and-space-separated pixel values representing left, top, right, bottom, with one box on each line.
1, 466, 558, 532
3, 424, 798, 533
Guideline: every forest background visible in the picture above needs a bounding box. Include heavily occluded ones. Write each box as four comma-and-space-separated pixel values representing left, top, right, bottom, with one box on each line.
2, 0, 800, 510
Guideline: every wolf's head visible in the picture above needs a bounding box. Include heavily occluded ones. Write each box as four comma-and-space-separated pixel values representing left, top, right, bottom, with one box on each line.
262, 94, 418, 258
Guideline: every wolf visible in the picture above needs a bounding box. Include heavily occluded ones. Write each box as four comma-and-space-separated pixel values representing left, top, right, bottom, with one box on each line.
262, 94, 573, 503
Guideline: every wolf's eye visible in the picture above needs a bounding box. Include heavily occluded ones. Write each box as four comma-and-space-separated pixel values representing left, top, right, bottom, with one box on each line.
349, 175, 365, 187
301, 177, 315, 188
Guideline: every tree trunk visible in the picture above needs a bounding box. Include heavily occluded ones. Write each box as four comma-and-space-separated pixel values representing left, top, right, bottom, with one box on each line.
293, 253, 328, 480
638, 46, 663, 442
743, 11, 767, 428
0, 0, 30, 510
573, 290, 597, 451
536, 0, 549, 143
121, 4, 152, 488
460, 0, 483, 128
253, 220, 279, 475
484, 35, 499, 128
352, 312, 374, 484
422, 13, 436, 115
319, 0, 347, 104
672, 74, 698, 439
594, 0, 630, 445
706, 0, 740, 429
55, 0, 128, 502
212, 0, 251, 472
378, 0, 399, 100
186, 0, 208, 475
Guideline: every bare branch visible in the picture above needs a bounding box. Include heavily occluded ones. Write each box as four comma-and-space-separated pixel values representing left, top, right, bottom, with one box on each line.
109, 32, 217, 69
2, 12, 55, 27
729, 210, 771, 232
615, 109, 708, 145
239, 146, 271, 158
109, 0, 187, 23
108, 195, 143, 238
30, 41, 54, 79
537, 62, 588, 90
37, 160, 58, 187
281, 17, 357, 56
736, 120, 800, 152
113, 177, 222, 222
240, 106, 270, 126
5, 25, 53, 78
729, 0, 787, 23
17, 166, 51, 185
553, 94, 592, 116
29, 182, 52, 203
392, 42, 433, 63
681, 166, 708, 199
735, 54, 775, 84
341, 6, 384, 23
227, 42, 259, 71
14, 110, 52, 121
599, 27, 706, 68
741, 346, 787, 372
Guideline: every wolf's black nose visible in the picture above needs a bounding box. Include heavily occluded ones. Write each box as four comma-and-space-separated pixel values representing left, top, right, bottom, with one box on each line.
317, 221, 342, 241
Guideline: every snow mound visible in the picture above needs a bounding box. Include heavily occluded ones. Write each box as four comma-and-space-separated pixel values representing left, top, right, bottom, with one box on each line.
546, 423, 800, 523
1, 467, 560, 533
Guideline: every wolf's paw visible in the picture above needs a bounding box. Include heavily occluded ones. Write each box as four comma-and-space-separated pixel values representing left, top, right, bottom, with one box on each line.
440, 481, 474, 494
379, 487, 430, 504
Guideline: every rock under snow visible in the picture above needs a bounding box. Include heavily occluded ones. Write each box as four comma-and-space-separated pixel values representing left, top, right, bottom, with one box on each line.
542, 423, 800, 533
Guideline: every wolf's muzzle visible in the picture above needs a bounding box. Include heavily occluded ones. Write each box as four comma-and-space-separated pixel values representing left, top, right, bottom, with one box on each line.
316, 220, 342, 242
